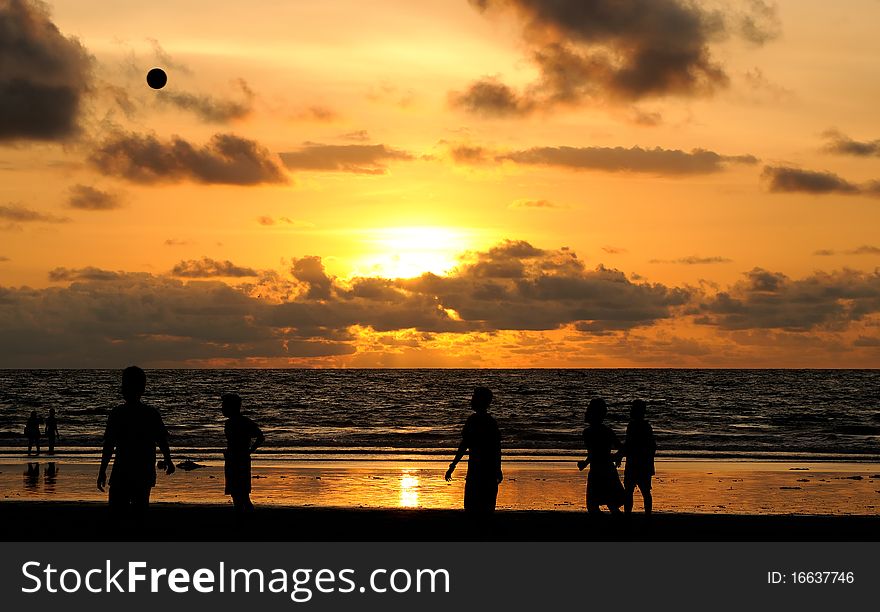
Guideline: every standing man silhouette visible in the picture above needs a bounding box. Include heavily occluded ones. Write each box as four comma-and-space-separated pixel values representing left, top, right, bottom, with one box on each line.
445, 387, 502, 514
45, 408, 59, 455
97, 366, 174, 514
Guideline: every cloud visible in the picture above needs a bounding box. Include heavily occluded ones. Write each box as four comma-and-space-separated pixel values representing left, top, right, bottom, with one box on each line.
762, 166, 865, 195
291, 256, 334, 300
813, 246, 880, 256
295, 106, 339, 122
452, 0, 780, 115
155, 79, 254, 123
279, 143, 415, 174
0, 203, 70, 230
339, 130, 371, 142
164, 238, 190, 246
67, 184, 123, 211
696, 267, 880, 331
650, 256, 733, 264
48, 266, 122, 282
0, 256, 9, 262
171, 257, 259, 278
0, 0, 93, 142
602, 246, 627, 255
498, 145, 757, 175
89, 132, 288, 185
257, 216, 314, 228
822, 130, 880, 157
509, 199, 566, 209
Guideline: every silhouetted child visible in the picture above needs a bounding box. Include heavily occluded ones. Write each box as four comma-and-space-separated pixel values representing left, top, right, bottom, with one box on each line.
25, 411, 42, 456
445, 387, 502, 514
45, 408, 59, 455
97, 366, 175, 515
222, 393, 265, 513
577, 398, 624, 514
617, 399, 656, 515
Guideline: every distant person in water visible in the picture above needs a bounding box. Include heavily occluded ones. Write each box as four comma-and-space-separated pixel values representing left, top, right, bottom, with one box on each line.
222, 393, 265, 513
25, 411, 42, 456
97, 366, 174, 514
45, 408, 59, 455
617, 399, 657, 516
577, 398, 624, 514
445, 387, 502, 514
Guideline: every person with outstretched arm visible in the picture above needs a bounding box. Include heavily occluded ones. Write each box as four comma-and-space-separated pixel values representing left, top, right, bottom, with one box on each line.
97, 366, 174, 515
445, 386, 502, 515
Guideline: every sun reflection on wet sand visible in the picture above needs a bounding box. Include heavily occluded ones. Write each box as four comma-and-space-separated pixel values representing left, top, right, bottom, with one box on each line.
399, 471, 419, 508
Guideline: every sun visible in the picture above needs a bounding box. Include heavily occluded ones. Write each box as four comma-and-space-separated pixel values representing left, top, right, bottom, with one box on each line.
349, 226, 478, 279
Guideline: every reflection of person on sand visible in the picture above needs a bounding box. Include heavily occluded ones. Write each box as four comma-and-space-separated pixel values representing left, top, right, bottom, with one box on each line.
617, 399, 656, 516
577, 398, 624, 514
24, 462, 40, 490
222, 393, 265, 513
445, 387, 502, 514
25, 411, 42, 456
97, 366, 175, 515
45, 408, 59, 455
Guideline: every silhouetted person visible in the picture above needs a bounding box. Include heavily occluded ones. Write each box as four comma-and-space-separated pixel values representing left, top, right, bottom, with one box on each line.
24, 462, 40, 491
577, 398, 624, 514
25, 411, 42, 456
445, 387, 502, 515
617, 399, 657, 515
221, 393, 265, 513
45, 408, 59, 455
97, 366, 174, 515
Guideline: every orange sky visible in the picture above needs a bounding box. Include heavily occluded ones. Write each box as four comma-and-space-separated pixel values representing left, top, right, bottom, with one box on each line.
1, 0, 879, 367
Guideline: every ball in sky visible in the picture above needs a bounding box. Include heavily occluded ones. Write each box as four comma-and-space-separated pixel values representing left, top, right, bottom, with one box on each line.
146, 68, 167, 89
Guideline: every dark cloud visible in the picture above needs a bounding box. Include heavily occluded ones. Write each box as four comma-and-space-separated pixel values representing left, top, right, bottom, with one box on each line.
0, 203, 70, 229
279, 143, 414, 174
67, 184, 122, 211
0, 274, 354, 367
89, 132, 288, 185
0, 256, 10, 262
164, 239, 190, 246
454, 0, 780, 115
172, 258, 259, 278
339, 130, 371, 142
296, 106, 339, 122
822, 130, 880, 157
448, 76, 532, 116
0, 0, 93, 142
48, 266, 122, 282
697, 268, 880, 331
813, 249, 836, 256
291, 256, 334, 300
499, 145, 757, 175
602, 246, 627, 255
650, 256, 733, 264
762, 166, 862, 195
156, 79, 254, 123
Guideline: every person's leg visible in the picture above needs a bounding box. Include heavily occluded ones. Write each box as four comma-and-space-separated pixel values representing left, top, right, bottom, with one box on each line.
27, 441, 32, 456
48, 435, 55, 455
624, 480, 636, 514
641, 479, 652, 515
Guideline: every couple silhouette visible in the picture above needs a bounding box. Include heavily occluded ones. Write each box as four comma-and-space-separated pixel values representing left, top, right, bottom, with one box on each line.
97, 366, 264, 516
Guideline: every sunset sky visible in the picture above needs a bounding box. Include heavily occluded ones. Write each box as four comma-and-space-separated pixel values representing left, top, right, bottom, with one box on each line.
2, 0, 880, 367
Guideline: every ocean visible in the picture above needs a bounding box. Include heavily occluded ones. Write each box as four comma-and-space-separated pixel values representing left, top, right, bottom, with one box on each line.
1, 369, 879, 460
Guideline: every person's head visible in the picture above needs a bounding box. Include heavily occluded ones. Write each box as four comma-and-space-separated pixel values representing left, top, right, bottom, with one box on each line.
631, 399, 647, 421
30, 410, 37, 419
585, 398, 607, 425
222, 393, 242, 418
471, 386, 493, 413
49, 408, 55, 417
121, 366, 147, 403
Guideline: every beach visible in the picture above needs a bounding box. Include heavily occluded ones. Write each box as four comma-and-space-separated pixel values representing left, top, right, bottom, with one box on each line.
2, 457, 878, 540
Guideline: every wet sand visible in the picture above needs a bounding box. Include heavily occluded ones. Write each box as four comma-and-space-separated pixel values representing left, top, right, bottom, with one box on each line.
2, 459, 879, 515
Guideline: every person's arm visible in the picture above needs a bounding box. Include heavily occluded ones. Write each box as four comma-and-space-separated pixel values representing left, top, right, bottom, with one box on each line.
250, 424, 265, 454
156, 414, 174, 475
577, 452, 590, 471
97, 417, 114, 491
445, 438, 468, 481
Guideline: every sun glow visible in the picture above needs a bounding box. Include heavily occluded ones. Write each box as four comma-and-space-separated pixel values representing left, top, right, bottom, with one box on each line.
350, 226, 478, 279
399, 471, 420, 508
